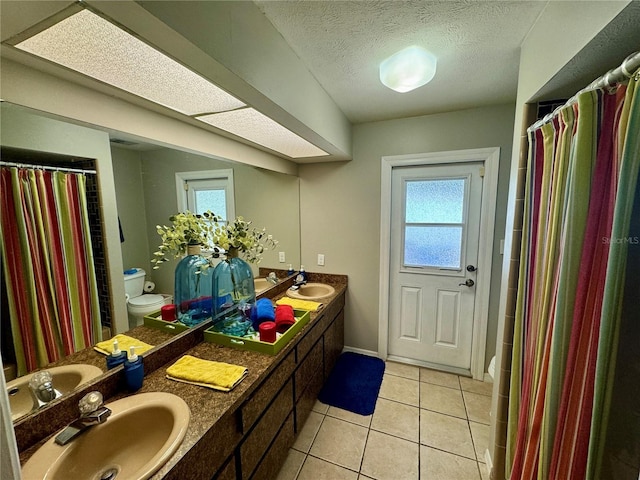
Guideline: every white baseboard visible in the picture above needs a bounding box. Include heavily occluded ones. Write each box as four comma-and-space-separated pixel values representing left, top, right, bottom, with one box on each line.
341, 346, 381, 358
484, 448, 493, 478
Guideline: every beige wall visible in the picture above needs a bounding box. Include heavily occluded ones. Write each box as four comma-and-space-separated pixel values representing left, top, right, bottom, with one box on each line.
299, 103, 516, 368
111, 147, 150, 273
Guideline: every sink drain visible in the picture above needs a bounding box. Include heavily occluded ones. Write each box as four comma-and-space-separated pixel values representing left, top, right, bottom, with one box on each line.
98, 467, 119, 480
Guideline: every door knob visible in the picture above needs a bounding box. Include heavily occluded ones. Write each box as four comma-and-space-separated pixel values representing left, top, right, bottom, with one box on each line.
466, 265, 477, 272
459, 279, 475, 287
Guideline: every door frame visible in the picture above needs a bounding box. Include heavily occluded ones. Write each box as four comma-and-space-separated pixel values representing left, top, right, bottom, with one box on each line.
379, 147, 500, 379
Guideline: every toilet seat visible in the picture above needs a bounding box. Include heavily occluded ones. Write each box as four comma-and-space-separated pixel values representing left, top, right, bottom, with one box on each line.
128, 294, 165, 307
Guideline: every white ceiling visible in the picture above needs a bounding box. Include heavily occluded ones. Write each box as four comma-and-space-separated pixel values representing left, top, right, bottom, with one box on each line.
254, 0, 549, 123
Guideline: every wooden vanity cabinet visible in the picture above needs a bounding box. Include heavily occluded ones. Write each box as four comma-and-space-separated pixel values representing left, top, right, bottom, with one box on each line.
211, 292, 345, 480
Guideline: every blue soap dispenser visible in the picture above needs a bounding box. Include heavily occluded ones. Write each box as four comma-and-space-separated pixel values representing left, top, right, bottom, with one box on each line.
295, 265, 307, 285
124, 346, 144, 392
287, 264, 294, 276
106, 339, 126, 370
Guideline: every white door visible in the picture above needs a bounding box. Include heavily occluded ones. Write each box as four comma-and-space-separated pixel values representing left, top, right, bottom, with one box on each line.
388, 162, 483, 371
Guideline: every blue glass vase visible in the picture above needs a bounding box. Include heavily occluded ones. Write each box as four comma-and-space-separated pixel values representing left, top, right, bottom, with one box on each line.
212, 247, 256, 319
174, 244, 213, 326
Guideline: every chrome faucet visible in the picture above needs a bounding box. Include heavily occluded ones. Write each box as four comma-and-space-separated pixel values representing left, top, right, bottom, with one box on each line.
267, 272, 278, 284
28, 370, 61, 408
55, 391, 111, 445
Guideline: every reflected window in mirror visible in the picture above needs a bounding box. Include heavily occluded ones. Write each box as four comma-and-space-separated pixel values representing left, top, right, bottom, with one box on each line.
176, 169, 235, 222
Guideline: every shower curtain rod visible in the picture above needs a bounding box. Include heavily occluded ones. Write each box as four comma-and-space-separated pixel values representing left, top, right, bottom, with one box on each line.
529, 51, 640, 132
0, 161, 96, 175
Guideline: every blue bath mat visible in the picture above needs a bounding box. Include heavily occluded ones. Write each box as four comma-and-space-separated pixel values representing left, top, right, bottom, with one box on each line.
318, 352, 385, 416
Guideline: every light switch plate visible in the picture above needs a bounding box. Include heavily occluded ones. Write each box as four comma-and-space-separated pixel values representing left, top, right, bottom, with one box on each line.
317, 254, 325, 266
279, 251, 285, 263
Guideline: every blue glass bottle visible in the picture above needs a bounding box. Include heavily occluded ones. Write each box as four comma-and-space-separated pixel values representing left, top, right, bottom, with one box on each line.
212, 247, 256, 319
174, 244, 213, 326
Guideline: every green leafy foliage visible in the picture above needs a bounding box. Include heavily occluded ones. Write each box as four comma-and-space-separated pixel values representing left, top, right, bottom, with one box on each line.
151, 211, 277, 268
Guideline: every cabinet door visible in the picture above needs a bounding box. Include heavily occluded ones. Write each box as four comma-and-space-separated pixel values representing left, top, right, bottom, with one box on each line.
240, 380, 294, 479
249, 413, 294, 480
324, 309, 345, 379
295, 338, 323, 402
296, 366, 324, 433
213, 456, 236, 480
241, 351, 295, 433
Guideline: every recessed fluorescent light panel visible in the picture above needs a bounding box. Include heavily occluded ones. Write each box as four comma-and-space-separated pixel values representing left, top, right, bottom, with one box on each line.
15, 9, 245, 115
380, 45, 437, 93
197, 108, 328, 158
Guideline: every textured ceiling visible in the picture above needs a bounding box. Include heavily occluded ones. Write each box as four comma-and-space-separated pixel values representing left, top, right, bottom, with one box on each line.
255, 0, 549, 123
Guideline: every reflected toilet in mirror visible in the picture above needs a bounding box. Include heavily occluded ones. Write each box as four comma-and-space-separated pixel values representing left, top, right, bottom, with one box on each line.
124, 268, 172, 329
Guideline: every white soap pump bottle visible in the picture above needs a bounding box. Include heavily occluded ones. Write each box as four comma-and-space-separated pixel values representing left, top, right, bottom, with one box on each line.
106, 339, 126, 369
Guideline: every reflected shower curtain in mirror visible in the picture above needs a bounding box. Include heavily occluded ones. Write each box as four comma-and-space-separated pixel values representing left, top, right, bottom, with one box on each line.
506, 68, 639, 480
0, 167, 102, 376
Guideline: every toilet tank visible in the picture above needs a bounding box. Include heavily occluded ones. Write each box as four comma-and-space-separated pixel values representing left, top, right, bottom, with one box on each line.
123, 268, 146, 298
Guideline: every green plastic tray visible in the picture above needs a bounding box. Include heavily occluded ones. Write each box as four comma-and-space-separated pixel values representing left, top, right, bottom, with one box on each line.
143, 310, 192, 335
203, 309, 311, 355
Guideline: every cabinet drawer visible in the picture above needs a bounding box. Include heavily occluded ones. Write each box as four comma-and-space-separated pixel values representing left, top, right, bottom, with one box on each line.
296, 314, 326, 361
249, 413, 294, 480
240, 350, 295, 433
295, 338, 323, 402
240, 380, 294, 479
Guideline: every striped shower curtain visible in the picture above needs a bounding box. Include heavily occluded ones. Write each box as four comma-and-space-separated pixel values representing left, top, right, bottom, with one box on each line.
506, 68, 639, 480
0, 167, 102, 376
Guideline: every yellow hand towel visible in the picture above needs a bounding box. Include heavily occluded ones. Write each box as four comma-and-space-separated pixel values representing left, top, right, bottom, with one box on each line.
94, 334, 154, 356
275, 297, 322, 312
166, 355, 248, 392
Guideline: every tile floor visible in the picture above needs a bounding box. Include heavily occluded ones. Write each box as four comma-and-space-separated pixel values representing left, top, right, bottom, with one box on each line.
276, 361, 493, 480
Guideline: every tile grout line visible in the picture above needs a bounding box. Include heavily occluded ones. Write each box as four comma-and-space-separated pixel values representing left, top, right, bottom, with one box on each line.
358, 416, 373, 477
462, 380, 485, 479
418, 389, 422, 479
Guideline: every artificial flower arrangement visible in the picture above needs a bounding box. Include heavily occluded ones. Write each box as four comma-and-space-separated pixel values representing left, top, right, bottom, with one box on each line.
212, 216, 278, 264
151, 210, 277, 269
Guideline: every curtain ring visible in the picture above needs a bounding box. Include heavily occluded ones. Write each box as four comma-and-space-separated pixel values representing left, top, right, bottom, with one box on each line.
603, 70, 617, 91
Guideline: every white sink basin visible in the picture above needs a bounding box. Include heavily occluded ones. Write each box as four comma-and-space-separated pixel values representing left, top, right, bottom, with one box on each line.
6, 364, 103, 421
286, 282, 336, 301
22, 392, 190, 480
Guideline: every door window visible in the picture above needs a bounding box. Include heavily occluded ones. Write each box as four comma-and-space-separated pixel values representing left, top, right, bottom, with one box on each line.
403, 178, 467, 269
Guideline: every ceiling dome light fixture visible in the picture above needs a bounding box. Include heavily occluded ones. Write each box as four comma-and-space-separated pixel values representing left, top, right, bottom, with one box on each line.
379, 45, 437, 93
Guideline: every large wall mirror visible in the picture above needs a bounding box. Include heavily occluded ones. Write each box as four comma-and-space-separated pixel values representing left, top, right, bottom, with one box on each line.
111, 134, 301, 307
0, 101, 301, 422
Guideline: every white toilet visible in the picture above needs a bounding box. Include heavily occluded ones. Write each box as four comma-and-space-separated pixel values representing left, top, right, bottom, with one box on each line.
123, 268, 172, 328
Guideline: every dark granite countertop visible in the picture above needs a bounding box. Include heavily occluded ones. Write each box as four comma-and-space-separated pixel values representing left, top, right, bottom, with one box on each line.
18, 273, 347, 479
